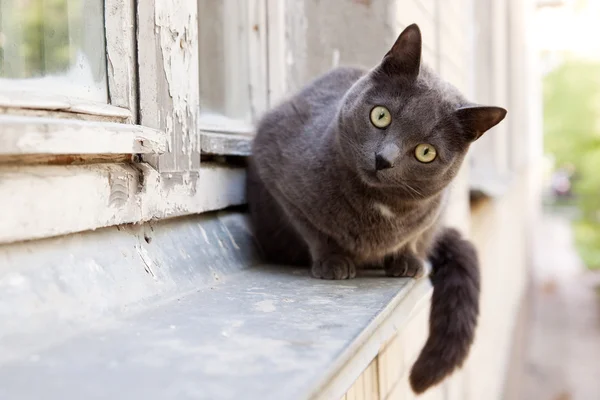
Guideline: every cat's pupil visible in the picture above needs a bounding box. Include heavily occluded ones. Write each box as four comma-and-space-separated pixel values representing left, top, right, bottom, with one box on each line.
423, 148, 429, 155
378, 112, 385, 120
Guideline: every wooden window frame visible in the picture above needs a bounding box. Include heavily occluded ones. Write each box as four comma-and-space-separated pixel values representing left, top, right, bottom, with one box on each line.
0, 0, 162, 153
0, 0, 164, 245
0, 0, 138, 123
0, 0, 288, 245
197, 0, 287, 157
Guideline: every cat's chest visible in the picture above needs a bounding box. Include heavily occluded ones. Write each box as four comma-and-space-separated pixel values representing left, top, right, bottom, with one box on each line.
325, 198, 440, 258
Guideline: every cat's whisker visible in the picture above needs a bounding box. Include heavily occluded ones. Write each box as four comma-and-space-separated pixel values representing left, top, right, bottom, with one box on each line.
401, 182, 424, 199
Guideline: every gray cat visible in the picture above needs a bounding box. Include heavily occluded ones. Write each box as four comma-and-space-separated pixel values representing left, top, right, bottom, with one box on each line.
247, 24, 506, 393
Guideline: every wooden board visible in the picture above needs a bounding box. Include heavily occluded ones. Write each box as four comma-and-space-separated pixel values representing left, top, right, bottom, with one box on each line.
0, 163, 245, 244
0, 116, 167, 155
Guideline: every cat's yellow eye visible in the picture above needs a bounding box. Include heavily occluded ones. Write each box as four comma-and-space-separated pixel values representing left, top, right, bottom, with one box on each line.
370, 106, 392, 128
415, 144, 437, 163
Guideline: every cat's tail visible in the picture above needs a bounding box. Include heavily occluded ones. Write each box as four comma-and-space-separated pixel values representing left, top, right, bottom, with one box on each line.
409, 227, 481, 394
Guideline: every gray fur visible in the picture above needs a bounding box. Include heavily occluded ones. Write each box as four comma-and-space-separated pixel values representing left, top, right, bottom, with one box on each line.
248, 24, 505, 278
247, 24, 506, 392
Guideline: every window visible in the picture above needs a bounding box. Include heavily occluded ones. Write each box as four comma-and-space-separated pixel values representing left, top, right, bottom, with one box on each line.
197, 0, 283, 157
0, 0, 286, 244
198, 0, 267, 132
0, 0, 108, 102
0, 0, 164, 244
0, 0, 138, 118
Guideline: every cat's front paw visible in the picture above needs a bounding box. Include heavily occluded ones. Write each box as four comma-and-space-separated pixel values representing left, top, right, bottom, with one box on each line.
385, 253, 426, 279
312, 255, 356, 280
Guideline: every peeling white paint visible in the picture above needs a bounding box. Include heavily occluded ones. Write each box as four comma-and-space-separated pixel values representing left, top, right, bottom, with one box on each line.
0, 91, 131, 120
0, 115, 166, 156
165, 114, 174, 154
104, 0, 137, 120
0, 161, 246, 245
154, 0, 200, 171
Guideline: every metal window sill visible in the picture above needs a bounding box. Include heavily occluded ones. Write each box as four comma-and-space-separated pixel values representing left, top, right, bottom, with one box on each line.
0, 212, 431, 400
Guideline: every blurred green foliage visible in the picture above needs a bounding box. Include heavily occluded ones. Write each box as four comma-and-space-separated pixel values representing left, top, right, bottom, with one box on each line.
544, 59, 600, 269
0, 0, 80, 78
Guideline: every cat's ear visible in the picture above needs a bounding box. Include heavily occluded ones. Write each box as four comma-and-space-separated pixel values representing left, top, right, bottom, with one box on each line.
455, 106, 507, 141
381, 24, 422, 79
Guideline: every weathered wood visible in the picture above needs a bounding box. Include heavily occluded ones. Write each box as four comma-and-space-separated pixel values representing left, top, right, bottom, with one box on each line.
138, 0, 201, 172
200, 132, 252, 156
141, 162, 247, 221
311, 279, 432, 400
248, 0, 269, 119
0, 116, 167, 155
0, 91, 132, 120
0, 106, 130, 123
0, 164, 142, 244
0, 163, 245, 244
0, 154, 133, 166
105, 0, 138, 121
377, 334, 405, 399
267, 0, 287, 106
364, 360, 379, 400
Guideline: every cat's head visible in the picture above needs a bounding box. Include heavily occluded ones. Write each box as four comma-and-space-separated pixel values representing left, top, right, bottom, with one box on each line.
336, 24, 506, 199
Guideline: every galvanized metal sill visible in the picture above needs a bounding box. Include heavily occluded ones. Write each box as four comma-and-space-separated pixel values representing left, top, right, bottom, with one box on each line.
0, 211, 431, 400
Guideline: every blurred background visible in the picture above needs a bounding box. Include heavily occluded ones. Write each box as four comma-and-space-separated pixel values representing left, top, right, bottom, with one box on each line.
522, 1, 600, 399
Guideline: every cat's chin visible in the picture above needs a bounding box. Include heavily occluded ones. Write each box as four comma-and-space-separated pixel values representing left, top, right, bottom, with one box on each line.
359, 169, 407, 189
358, 169, 435, 198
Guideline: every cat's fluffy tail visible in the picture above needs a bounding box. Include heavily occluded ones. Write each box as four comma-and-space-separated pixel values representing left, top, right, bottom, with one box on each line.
409, 227, 481, 394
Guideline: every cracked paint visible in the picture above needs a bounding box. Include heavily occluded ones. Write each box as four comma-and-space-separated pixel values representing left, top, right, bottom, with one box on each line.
155, 0, 200, 171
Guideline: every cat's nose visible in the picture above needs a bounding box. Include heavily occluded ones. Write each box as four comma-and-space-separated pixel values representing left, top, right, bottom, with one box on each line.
375, 153, 393, 170
375, 143, 400, 171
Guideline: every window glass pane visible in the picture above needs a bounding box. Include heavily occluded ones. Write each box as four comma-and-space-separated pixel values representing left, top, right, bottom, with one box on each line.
198, 0, 256, 129
0, 0, 108, 103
